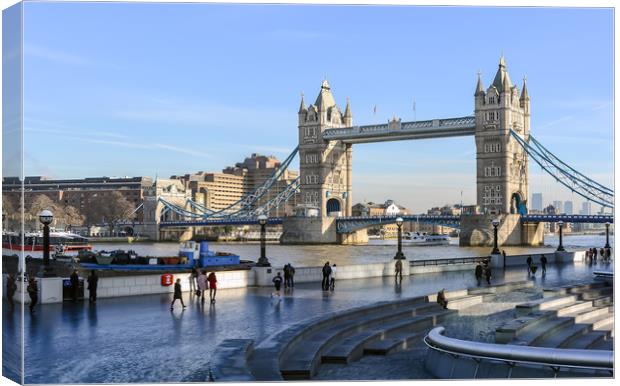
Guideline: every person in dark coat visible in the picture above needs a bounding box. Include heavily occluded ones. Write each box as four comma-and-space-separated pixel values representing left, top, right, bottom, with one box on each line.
526, 255, 533, 275
485, 265, 492, 285
70, 269, 80, 302
593, 247, 598, 261
170, 278, 186, 310
283, 264, 291, 289
475, 263, 483, 286
321, 262, 332, 291
6, 273, 17, 310
27, 278, 38, 313
436, 288, 448, 309
540, 255, 548, 275
272, 272, 283, 297
87, 270, 99, 303
288, 264, 296, 288
395, 259, 403, 282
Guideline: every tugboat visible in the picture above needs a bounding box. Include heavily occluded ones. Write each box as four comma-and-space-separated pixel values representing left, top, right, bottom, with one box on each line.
2, 231, 92, 257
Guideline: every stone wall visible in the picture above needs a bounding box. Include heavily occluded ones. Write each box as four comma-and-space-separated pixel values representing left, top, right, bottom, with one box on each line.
459, 214, 544, 247
280, 217, 338, 244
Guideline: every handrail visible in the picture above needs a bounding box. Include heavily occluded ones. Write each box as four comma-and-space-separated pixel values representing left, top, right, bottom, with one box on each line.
410, 257, 481, 267
425, 327, 613, 371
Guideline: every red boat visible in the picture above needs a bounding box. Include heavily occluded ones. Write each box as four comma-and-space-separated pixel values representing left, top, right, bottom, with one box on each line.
2, 231, 92, 255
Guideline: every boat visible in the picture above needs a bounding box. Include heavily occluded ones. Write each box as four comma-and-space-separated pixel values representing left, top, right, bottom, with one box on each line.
367, 232, 450, 246
2, 231, 92, 257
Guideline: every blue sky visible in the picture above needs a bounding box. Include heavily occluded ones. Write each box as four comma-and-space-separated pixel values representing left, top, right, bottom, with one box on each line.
14, 3, 614, 212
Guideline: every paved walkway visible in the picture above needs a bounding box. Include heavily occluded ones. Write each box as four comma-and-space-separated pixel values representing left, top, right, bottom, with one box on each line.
2, 259, 612, 383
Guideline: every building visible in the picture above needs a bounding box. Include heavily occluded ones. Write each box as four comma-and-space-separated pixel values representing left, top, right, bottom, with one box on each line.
351, 200, 409, 237
172, 172, 249, 211
531, 193, 543, 212
580, 201, 592, 215
553, 200, 564, 214
564, 200, 573, 215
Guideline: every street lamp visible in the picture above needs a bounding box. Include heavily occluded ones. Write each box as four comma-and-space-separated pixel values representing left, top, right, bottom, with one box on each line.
491, 218, 500, 254
256, 214, 270, 267
557, 220, 565, 252
38, 209, 56, 277
393, 217, 405, 260
604, 222, 611, 249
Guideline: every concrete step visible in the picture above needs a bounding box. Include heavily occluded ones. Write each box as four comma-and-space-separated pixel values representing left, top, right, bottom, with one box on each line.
589, 338, 613, 350
543, 281, 608, 298
516, 295, 578, 316
445, 294, 485, 310
561, 330, 609, 349
362, 330, 423, 355
578, 287, 613, 300
535, 322, 593, 348
280, 301, 444, 379
468, 280, 534, 295
495, 311, 554, 343
511, 317, 574, 346
553, 301, 593, 317
592, 296, 613, 307
585, 313, 614, 331
570, 306, 611, 324
321, 307, 453, 364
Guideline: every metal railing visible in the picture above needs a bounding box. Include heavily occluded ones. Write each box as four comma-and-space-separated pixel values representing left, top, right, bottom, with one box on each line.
424, 327, 613, 377
410, 257, 482, 267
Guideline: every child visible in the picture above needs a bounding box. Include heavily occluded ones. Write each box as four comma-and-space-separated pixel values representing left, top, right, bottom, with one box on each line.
272, 272, 283, 298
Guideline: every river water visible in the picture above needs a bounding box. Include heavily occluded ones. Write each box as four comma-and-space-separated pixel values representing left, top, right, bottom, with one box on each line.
92, 234, 612, 268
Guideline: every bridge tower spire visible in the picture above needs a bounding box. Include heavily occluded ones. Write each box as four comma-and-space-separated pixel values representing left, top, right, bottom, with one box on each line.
474, 56, 530, 216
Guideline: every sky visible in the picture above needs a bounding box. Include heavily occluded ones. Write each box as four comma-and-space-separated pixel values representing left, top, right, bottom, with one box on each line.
5, 2, 615, 213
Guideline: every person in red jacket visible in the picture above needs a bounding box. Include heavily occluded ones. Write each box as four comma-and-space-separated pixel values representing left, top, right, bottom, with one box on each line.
207, 272, 218, 303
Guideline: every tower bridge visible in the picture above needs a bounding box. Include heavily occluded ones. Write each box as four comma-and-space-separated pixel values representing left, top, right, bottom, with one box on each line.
148, 56, 613, 245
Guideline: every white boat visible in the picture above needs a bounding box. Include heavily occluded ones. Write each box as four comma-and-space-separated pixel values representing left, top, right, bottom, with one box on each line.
367, 232, 450, 246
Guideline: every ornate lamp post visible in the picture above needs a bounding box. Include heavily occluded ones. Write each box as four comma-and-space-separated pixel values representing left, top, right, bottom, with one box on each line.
491, 218, 500, 254
38, 209, 56, 277
604, 222, 611, 249
557, 220, 565, 252
256, 214, 271, 267
393, 217, 405, 260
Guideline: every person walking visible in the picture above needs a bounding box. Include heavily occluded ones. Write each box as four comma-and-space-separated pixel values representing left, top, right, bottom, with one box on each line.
436, 288, 448, 309
321, 262, 332, 291
283, 264, 291, 290
197, 270, 208, 302
475, 263, 483, 286
70, 269, 80, 302
27, 278, 38, 313
207, 272, 218, 303
540, 254, 548, 275
87, 270, 99, 303
593, 247, 598, 262
170, 278, 186, 310
190, 266, 198, 294
330, 264, 337, 291
526, 255, 533, 275
395, 259, 403, 282
485, 264, 492, 285
272, 272, 283, 297
288, 263, 296, 288
6, 273, 17, 310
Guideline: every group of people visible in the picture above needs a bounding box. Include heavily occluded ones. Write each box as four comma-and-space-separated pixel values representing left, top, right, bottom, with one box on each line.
526, 254, 547, 276
586, 247, 612, 263
69, 269, 100, 303
321, 262, 337, 291
271, 263, 297, 298
182, 267, 218, 309
474, 260, 492, 286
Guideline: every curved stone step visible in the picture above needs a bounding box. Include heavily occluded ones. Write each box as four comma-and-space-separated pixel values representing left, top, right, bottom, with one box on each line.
535, 322, 593, 348
561, 330, 609, 349
589, 337, 613, 350
516, 295, 578, 316
511, 317, 574, 346
362, 330, 423, 355
579, 287, 613, 300
211, 339, 255, 381
496, 312, 554, 343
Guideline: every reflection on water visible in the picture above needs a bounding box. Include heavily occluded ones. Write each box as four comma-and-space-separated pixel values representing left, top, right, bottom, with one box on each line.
92, 234, 611, 267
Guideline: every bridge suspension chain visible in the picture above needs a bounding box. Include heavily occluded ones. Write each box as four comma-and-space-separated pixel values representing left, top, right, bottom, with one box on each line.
510, 129, 613, 209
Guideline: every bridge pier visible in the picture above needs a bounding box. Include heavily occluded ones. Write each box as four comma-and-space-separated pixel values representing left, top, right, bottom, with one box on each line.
280, 217, 368, 245
459, 214, 544, 247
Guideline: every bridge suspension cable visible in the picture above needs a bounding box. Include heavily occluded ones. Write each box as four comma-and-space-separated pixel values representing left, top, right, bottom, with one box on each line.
510, 129, 613, 209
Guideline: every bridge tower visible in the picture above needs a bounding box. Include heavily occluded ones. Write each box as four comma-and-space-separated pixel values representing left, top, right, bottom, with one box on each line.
461, 56, 542, 246
281, 80, 365, 244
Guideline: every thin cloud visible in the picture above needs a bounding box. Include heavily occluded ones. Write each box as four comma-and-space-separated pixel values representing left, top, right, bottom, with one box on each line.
538, 115, 573, 129
592, 101, 613, 111
25, 126, 129, 140
24, 44, 90, 66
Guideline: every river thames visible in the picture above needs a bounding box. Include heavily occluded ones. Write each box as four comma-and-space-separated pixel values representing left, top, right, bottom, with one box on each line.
92, 234, 613, 267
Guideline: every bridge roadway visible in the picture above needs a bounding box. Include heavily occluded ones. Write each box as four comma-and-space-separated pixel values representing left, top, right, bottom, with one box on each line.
322, 116, 476, 144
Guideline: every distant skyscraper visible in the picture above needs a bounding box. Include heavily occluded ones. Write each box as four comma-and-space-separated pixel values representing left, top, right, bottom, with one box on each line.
553, 200, 563, 214
564, 200, 573, 215
580, 201, 592, 215
531, 193, 543, 211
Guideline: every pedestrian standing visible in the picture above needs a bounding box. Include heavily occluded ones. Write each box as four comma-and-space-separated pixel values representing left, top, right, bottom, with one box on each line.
170, 278, 186, 310
207, 272, 218, 303
526, 255, 533, 275
6, 273, 17, 310
70, 269, 80, 302
600, 248, 605, 262
288, 264, 296, 288
540, 254, 548, 275
395, 259, 403, 282
321, 262, 332, 291
330, 264, 337, 291
272, 272, 283, 297
190, 266, 198, 294
485, 264, 492, 285
475, 263, 483, 286
87, 270, 98, 303
27, 278, 38, 313
605, 247, 611, 261
593, 247, 598, 261
436, 288, 448, 309
283, 264, 291, 289
197, 270, 208, 302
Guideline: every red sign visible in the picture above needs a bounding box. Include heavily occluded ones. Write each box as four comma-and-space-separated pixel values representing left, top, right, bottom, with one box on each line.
161, 274, 174, 286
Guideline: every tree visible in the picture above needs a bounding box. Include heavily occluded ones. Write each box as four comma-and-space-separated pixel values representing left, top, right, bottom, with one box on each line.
85, 191, 136, 235
26, 194, 61, 230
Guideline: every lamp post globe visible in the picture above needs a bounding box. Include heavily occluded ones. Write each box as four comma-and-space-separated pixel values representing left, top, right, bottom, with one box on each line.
256, 214, 270, 267
491, 218, 500, 255
394, 217, 405, 260
37, 209, 55, 277
557, 220, 565, 252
